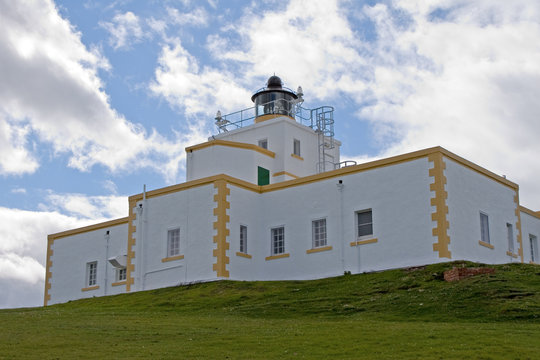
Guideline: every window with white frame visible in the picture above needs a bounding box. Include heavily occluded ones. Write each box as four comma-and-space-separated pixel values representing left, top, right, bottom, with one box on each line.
271, 227, 285, 255
507, 223, 514, 253
167, 228, 180, 257
356, 210, 373, 238
293, 139, 301, 156
312, 218, 327, 248
86, 261, 97, 287
240, 225, 248, 253
258, 139, 268, 149
480, 212, 490, 244
116, 268, 127, 281
530, 234, 538, 263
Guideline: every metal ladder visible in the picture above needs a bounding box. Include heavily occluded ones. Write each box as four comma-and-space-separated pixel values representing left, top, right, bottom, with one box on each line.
313, 106, 335, 173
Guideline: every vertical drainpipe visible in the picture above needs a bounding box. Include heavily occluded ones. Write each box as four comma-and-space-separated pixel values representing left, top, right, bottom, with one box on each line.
337, 180, 345, 273
104, 230, 110, 295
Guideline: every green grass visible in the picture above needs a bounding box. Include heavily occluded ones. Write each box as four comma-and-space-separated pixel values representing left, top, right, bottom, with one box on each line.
2, 262, 539, 359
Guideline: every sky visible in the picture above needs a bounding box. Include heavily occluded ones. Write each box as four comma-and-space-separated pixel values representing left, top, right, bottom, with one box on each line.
1, 0, 540, 309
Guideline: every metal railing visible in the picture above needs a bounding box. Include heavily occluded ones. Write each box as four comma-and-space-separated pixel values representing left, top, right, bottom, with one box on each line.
215, 99, 317, 133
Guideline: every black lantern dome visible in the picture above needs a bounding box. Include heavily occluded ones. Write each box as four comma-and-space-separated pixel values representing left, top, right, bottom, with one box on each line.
251, 75, 298, 119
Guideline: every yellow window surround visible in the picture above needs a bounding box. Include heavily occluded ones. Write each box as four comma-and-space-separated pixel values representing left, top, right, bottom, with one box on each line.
478, 240, 494, 249
81, 285, 99, 292
350, 238, 378, 247
265, 253, 290, 261
306, 246, 332, 254
236, 252, 252, 259
161, 254, 185, 262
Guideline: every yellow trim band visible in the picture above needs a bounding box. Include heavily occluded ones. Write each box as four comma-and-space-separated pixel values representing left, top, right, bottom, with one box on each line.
429, 153, 451, 259
350, 238, 378, 246
212, 180, 230, 277
81, 285, 99, 292
291, 153, 304, 161
272, 171, 299, 179
161, 254, 185, 263
254, 114, 294, 123
515, 193, 524, 263
111, 281, 127, 287
306, 246, 333, 254
43, 237, 53, 306
265, 253, 290, 261
236, 252, 252, 259
48, 217, 129, 240
479, 240, 494, 249
126, 199, 137, 292
186, 139, 275, 158
520, 205, 540, 219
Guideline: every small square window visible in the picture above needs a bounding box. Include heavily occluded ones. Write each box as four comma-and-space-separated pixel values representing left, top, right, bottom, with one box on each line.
258, 139, 268, 149
116, 268, 127, 281
293, 139, 301, 156
271, 227, 285, 255
356, 210, 373, 238
86, 261, 97, 287
312, 219, 327, 248
240, 225, 248, 253
167, 228, 180, 257
480, 213, 490, 244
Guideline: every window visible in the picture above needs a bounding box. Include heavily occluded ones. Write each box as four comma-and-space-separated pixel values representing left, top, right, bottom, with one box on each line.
271, 227, 285, 255
240, 225, 248, 253
531, 234, 538, 263
312, 219, 327, 248
356, 210, 373, 238
86, 261, 97, 286
293, 139, 301, 156
507, 223, 514, 253
116, 268, 126, 281
167, 228, 180, 257
258, 139, 268, 149
480, 212, 490, 244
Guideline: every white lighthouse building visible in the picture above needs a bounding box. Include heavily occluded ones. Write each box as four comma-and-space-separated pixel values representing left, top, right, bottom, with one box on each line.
44, 76, 540, 306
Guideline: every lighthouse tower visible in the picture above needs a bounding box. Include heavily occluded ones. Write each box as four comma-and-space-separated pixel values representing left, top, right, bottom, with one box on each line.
185, 76, 341, 185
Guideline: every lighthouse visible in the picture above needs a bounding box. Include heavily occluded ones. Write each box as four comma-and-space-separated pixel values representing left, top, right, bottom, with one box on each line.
185, 76, 341, 184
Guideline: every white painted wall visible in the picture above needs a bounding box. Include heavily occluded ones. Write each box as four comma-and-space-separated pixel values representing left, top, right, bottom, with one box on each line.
186, 145, 275, 184
521, 211, 540, 264
133, 183, 217, 291
49, 222, 127, 305
187, 116, 341, 183
445, 157, 519, 264
226, 158, 438, 281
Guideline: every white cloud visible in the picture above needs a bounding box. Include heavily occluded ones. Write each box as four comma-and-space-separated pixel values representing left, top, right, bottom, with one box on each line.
44, 192, 127, 219
206, 0, 368, 101
0, 0, 203, 182
168, 6, 209, 27
0, 113, 39, 175
0, 253, 44, 284
150, 39, 252, 116
11, 188, 27, 194
100, 11, 145, 50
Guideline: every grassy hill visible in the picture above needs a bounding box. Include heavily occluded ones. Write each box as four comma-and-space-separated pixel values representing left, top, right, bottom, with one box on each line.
1, 262, 539, 359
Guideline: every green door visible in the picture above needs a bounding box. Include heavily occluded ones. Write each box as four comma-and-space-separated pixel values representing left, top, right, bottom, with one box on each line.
257, 166, 270, 186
